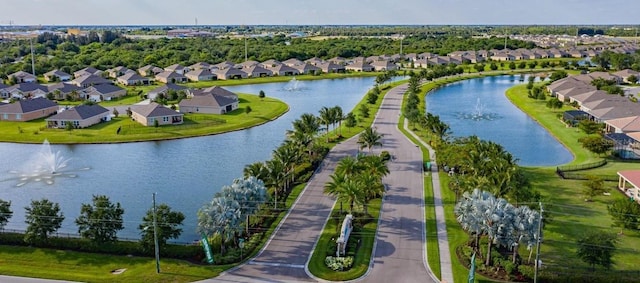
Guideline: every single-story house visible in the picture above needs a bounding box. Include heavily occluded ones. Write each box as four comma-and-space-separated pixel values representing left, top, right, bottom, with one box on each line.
155, 71, 188, 84
131, 102, 184, 126
147, 84, 188, 101
44, 70, 72, 82
107, 66, 132, 78
72, 74, 113, 88
293, 63, 321, 75
185, 69, 216, 81
0, 83, 9, 98
282, 58, 304, 67
164, 64, 188, 75
243, 65, 273, 78
605, 116, 640, 133
179, 90, 239, 114
189, 62, 211, 70
83, 84, 127, 102
370, 60, 397, 71
613, 69, 640, 84
318, 62, 346, 73
5, 82, 50, 99
212, 61, 235, 70
117, 72, 150, 86
0, 97, 58, 121
47, 83, 82, 100
617, 170, 640, 203
138, 65, 164, 77
304, 57, 324, 66
213, 68, 247, 80
46, 104, 110, 128
260, 59, 282, 69
73, 67, 103, 78
8, 71, 37, 83
346, 61, 374, 72
237, 60, 259, 69
270, 64, 300, 76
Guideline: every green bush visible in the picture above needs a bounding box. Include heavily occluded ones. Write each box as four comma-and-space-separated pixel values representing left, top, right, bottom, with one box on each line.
324, 256, 354, 271
518, 264, 535, 279
380, 151, 391, 162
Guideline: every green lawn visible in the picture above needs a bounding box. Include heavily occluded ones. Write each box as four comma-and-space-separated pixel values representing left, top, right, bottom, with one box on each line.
0, 94, 288, 144
0, 245, 229, 283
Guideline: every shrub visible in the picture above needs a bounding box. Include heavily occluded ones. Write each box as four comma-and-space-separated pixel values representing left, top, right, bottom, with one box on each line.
324, 256, 354, 271
518, 264, 535, 279
380, 151, 391, 162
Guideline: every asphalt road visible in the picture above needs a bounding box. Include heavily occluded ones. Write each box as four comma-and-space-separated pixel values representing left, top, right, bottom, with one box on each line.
200, 83, 438, 283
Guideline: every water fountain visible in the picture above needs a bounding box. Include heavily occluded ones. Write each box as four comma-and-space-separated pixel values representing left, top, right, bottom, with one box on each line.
3, 139, 89, 187
456, 97, 500, 121
283, 77, 305, 91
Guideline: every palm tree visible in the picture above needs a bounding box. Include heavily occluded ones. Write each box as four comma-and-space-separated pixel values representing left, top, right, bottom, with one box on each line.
197, 195, 242, 254
319, 106, 333, 142
341, 179, 364, 213
273, 142, 300, 191
336, 156, 360, 178
243, 161, 268, 181
358, 173, 384, 215
288, 113, 320, 136
325, 173, 348, 213
357, 127, 383, 153
265, 158, 287, 209
360, 155, 390, 179
332, 106, 344, 137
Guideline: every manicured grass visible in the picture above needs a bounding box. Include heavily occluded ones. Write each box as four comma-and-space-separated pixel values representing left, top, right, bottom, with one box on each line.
0, 94, 288, 144
0, 245, 229, 283
307, 199, 381, 281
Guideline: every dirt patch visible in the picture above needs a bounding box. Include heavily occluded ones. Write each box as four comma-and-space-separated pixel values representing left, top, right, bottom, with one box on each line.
111, 268, 127, 275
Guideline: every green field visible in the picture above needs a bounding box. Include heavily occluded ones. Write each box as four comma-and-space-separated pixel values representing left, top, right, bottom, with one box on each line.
0, 94, 288, 144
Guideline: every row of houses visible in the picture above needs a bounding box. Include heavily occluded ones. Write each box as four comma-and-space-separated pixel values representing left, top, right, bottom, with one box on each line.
547, 70, 640, 155
0, 85, 239, 128
0, 80, 126, 102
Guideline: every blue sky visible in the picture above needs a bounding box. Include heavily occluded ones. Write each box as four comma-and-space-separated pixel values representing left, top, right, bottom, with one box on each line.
1, 0, 639, 26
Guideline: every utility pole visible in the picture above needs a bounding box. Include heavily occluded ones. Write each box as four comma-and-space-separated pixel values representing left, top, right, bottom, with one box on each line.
152, 193, 160, 274
245, 35, 248, 62
400, 35, 403, 55
534, 202, 544, 283
30, 36, 35, 76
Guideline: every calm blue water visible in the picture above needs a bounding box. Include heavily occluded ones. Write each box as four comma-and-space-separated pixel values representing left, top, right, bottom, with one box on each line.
425, 75, 573, 166
0, 77, 378, 242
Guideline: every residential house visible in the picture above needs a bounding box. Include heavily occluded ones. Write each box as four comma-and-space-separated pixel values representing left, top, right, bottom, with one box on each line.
490, 52, 515, 61
613, 69, 640, 83
73, 67, 103, 78
107, 66, 132, 78
213, 68, 248, 80
189, 62, 211, 70
43, 70, 72, 82
46, 104, 110, 129
617, 170, 640, 203
212, 61, 235, 70
304, 57, 324, 66
0, 97, 58, 121
72, 74, 113, 88
236, 60, 260, 69
605, 116, 640, 134
117, 72, 150, 86
83, 84, 127, 102
328, 57, 346, 65
293, 63, 321, 75
147, 84, 188, 101
8, 71, 37, 83
185, 69, 215, 81
131, 102, 184, 126
318, 62, 345, 73
370, 60, 397, 71
282, 58, 304, 67
346, 61, 374, 72
164, 64, 188, 75
47, 83, 82, 100
155, 71, 188, 84
179, 86, 239, 114
270, 64, 300, 76
260, 59, 282, 69
138, 65, 164, 77
5, 82, 50, 99
243, 65, 274, 78
0, 83, 9, 99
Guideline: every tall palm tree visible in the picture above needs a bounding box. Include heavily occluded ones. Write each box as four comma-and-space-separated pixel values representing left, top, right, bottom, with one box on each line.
357, 127, 384, 153
358, 173, 384, 215
336, 156, 360, 178
360, 155, 390, 179
319, 106, 333, 142
324, 172, 348, 213
265, 158, 287, 209
243, 161, 268, 181
273, 142, 300, 191
288, 113, 320, 136
332, 106, 344, 137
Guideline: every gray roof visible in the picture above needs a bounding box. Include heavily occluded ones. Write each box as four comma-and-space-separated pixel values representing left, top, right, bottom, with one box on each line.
149, 84, 188, 95
0, 97, 57, 114
132, 102, 182, 118
118, 72, 147, 81
179, 92, 237, 109
0, 82, 8, 90
6, 82, 49, 93
186, 69, 214, 77
243, 65, 273, 75
73, 74, 112, 86
9, 71, 36, 80
156, 71, 186, 79
44, 69, 71, 78
85, 84, 125, 95
48, 82, 82, 94
46, 104, 109, 120
213, 68, 247, 77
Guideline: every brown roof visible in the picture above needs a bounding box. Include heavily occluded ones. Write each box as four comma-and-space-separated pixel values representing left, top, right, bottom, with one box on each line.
606, 116, 640, 132
618, 170, 640, 188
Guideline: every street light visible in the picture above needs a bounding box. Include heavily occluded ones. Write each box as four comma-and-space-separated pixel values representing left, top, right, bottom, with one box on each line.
239, 238, 245, 261
152, 193, 160, 274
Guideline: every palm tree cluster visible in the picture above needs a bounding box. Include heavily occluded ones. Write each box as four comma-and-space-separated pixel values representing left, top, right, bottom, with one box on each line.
455, 189, 541, 266
319, 106, 345, 142
357, 127, 383, 153
324, 154, 390, 215
439, 136, 538, 204
197, 177, 267, 254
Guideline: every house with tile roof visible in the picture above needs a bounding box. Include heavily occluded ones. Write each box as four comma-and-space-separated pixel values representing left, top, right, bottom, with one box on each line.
213, 68, 247, 80
47, 83, 82, 100
83, 84, 127, 102
131, 102, 183, 126
179, 86, 239, 114
138, 65, 164, 77
117, 72, 150, 86
282, 58, 304, 67
164, 64, 189, 75
155, 71, 187, 84
185, 69, 215, 81
8, 71, 37, 83
243, 65, 273, 78
270, 64, 300, 76
346, 61, 374, 72
293, 63, 321, 75
0, 97, 58, 121
605, 116, 640, 134
613, 69, 640, 84
72, 74, 113, 88
318, 62, 346, 73
5, 82, 50, 99
370, 60, 397, 71
46, 104, 110, 128
44, 70, 72, 82
147, 84, 189, 101
73, 67, 103, 78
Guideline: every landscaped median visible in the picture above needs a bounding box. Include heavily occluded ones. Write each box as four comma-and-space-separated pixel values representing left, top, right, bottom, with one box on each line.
0, 93, 288, 144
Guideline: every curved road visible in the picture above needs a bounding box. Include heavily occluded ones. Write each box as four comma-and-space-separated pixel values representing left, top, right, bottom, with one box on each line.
203, 83, 438, 283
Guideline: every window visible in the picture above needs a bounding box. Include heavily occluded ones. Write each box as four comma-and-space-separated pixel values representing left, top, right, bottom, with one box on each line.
2, 114, 7, 120
163, 117, 169, 122
15, 114, 21, 120
73, 121, 80, 127
148, 118, 154, 124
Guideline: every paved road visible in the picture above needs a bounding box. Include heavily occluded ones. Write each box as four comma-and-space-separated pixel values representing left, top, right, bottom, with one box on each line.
202, 83, 443, 283
0, 276, 75, 283
201, 136, 360, 283
359, 85, 438, 283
